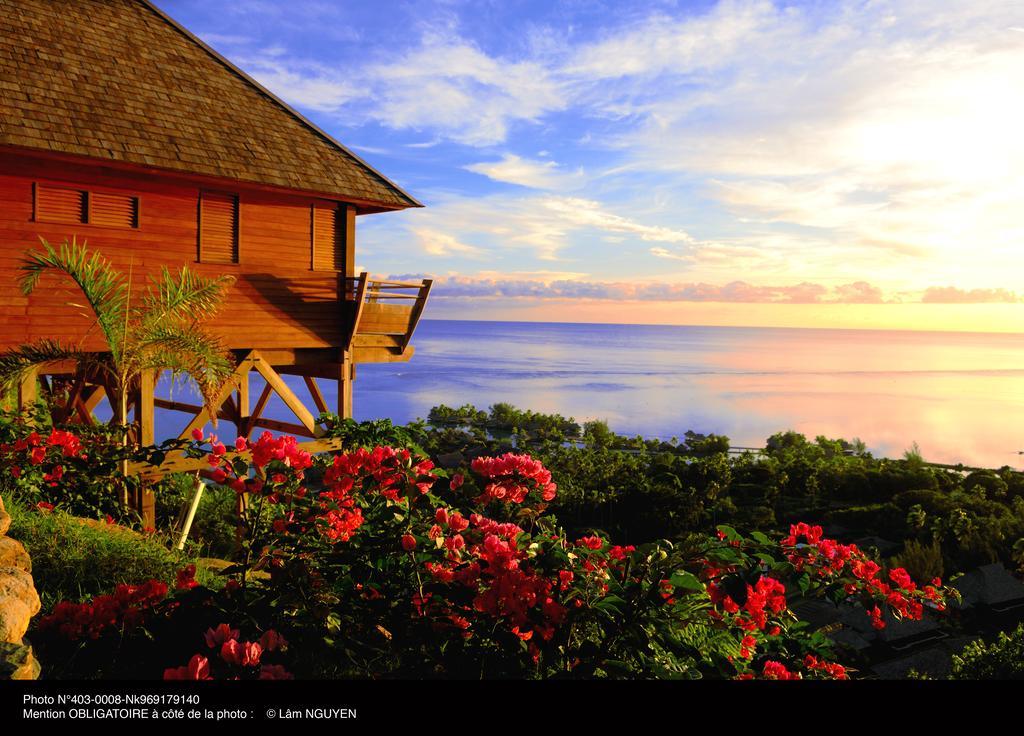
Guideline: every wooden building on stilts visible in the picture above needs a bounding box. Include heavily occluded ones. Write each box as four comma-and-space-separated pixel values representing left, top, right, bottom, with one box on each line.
0, 0, 431, 521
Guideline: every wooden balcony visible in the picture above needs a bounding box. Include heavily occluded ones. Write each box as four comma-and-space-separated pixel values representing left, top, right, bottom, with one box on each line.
344, 274, 433, 363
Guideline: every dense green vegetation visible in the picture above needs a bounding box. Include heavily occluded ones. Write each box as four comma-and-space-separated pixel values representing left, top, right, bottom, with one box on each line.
388, 405, 1024, 582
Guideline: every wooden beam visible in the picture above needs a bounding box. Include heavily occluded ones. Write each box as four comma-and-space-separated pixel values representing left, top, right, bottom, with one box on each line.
250, 417, 317, 437
303, 375, 328, 415
177, 352, 257, 440
126, 437, 346, 482
353, 345, 414, 364
83, 384, 105, 413
69, 384, 104, 425
246, 383, 273, 439
251, 354, 321, 436
236, 369, 249, 441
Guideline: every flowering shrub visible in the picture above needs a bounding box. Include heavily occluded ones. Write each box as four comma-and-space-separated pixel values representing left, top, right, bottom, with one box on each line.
0, 417, 186, 523
37, 579, 168, 640
30, 431, 958, 680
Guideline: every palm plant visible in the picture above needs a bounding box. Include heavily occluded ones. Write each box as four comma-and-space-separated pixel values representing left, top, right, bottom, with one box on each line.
0, 236, 236, 443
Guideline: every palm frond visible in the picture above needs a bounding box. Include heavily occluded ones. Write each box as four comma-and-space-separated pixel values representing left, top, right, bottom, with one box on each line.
0, 339, 88, 389
18, 237, 127, 357
134, 324, 236, 412
140, 266, 236, 327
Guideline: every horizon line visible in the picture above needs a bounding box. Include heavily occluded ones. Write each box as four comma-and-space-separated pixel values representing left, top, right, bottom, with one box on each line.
419, 316, 1024, 338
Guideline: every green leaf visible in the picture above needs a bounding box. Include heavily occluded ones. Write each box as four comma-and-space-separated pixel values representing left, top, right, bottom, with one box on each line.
716, 524, 742, 543
669, 571, 704, 592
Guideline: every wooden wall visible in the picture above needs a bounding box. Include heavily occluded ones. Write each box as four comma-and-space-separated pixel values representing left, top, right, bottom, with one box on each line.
0, 150, 359, 355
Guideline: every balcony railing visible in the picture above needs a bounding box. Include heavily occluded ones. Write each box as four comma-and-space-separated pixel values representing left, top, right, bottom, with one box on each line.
344, 273, 433, 354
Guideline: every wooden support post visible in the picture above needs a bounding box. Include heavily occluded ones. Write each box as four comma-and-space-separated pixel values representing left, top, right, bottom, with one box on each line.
17, 367, 38, 416
136, 370, 157, 529
236, 367, 250, 440
138, 370, 156, 446
338, 352, 354, 419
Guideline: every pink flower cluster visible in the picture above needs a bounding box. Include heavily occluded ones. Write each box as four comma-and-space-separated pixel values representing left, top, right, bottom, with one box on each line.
38, 579, 168, 640
782, 522, 948, 629
469, 453, 558, 505
164, 623, 292, 680
2, 428, 87, 485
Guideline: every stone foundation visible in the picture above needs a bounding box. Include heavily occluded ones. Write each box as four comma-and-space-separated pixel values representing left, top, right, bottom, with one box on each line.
0, 495, 41, 679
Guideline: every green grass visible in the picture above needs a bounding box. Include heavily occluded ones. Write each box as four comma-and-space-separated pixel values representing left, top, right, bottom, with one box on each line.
7, 499, 209, 611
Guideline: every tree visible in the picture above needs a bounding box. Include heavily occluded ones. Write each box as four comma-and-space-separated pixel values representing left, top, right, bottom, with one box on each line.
0, 237, 235, 471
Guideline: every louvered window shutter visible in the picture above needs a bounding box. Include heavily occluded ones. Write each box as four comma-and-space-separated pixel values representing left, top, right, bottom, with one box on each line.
89, 192, 139, 228
35, 185, 87, 224
200, 191, 239, 264
312, 202, 344, 272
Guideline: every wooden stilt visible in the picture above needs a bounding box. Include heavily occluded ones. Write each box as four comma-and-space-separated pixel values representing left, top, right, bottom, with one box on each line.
236, 368, 249, 441
338, 352, 353, 419
136, 369, 157, 529
17, 367, 38, 416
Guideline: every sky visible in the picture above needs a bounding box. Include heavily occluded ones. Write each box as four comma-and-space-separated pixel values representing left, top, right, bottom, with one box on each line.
158, 0, 1024, 331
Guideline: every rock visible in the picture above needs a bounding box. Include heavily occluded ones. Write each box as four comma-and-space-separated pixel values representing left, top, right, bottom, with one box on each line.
0, 539, 31, 573
0, 640, 40, 680
0, 567, 40, 616
0, 510, 10, 538
0, 597, 33, 643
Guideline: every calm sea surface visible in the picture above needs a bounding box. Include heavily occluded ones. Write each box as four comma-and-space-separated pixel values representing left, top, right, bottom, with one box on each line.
155, 320, 1024, 468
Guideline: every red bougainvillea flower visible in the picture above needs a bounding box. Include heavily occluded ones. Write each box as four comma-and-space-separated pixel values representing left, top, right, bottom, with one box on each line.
164, 654, 212, 681
259, 630, 288, 653
175, 564, 198, 591
805, 655, 849, 680
191, 428, 204, 442
469, 453, 557, 505
39, 580, 168, 641
401, 533, 417, 551
220, 639, 262, 667
760, 660, 800, 680
204, 623, 240, 649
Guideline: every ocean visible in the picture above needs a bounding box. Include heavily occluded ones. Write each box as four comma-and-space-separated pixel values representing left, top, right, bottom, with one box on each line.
156, 320, 1024, 469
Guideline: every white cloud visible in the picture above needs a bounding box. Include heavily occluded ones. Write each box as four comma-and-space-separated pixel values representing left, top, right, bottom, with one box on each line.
242, 58, 357, 112
464, 154, 583, 190
366, 33, 567, 145
380, 192, 701, 262
408, 227, 483, 257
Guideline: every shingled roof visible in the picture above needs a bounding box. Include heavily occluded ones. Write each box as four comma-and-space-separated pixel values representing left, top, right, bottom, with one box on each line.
0, 0, 420, 211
